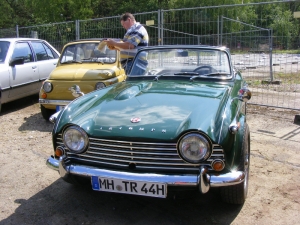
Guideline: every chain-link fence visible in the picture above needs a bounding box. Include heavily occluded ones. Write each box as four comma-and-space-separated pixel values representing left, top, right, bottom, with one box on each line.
1, 1, 299, 110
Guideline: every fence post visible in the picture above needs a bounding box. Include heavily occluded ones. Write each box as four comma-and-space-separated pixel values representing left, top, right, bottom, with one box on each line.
217, 16, 219, 45
161, 10, 164, 45
76, 20, 80, 40
16, 25, 19, 38
158, 9, 161, 45
221, 16, 223, 46
269, 28, 274, 81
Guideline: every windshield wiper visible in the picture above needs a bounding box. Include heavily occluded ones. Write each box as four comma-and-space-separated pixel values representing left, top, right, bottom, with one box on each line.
174, 72, 199, 76
190, 72, 230, 81
61, 59, 82, 64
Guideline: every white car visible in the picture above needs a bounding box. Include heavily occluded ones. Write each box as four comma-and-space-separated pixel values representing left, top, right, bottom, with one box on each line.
0, 38, 60, 112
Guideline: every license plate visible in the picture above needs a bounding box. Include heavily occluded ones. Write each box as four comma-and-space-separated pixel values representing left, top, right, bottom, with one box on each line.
56, 105, 65, 112
91, 176, 167, 198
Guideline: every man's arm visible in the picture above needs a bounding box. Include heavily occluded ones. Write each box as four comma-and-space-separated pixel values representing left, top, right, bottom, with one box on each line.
104, 39, 135, 50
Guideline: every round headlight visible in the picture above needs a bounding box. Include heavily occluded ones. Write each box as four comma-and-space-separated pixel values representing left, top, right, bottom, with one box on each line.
178, 133, 211, 163
43, 81, 53, 93
95, 82, 106, 90
63, 126, 89, 153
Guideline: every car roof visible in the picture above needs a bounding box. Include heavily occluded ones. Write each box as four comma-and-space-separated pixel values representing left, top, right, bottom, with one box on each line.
0, 38, 46, 42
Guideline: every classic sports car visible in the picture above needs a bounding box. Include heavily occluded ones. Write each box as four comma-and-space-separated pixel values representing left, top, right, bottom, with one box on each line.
46, 45, 251, 204
39, 39, 126, 120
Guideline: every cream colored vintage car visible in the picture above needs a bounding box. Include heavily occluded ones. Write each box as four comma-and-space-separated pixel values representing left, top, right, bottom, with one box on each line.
39, 39, 126, 120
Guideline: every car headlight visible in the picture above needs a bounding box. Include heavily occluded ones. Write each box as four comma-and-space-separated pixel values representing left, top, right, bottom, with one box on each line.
43, 81, 53, 93
63, 126, 89, 153
95, 82, 106, 90
178, 133, 211, 163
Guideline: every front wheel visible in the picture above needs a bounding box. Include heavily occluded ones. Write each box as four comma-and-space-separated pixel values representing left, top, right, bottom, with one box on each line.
41, 105, 56, 121
220, 123, 250, 204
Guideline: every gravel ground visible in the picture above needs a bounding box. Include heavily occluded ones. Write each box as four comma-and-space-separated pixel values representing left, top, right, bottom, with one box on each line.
0, 95, 299, 225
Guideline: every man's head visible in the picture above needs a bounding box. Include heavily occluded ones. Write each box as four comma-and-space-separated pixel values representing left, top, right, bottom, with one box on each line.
120, 13, 136, 30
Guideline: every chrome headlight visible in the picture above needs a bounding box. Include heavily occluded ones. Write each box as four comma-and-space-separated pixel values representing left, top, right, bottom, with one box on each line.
63, 126, 89, 153
43, 81, 53, 93
178, 133, 211, 163
95, 82, 106, 90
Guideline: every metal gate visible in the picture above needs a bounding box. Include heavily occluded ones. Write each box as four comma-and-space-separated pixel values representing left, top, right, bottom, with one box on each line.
1, 1, 299, 110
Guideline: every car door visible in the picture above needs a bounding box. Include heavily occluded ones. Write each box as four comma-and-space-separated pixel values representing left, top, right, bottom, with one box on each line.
30, 41, 59, 82
8, 41, 39, 99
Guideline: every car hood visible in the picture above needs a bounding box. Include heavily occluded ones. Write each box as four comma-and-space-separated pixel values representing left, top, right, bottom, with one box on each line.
56, 81, 232, 142
48, 64, 119, 80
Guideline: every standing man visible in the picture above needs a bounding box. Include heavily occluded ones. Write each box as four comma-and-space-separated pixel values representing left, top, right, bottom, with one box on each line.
104, 13, 149, 74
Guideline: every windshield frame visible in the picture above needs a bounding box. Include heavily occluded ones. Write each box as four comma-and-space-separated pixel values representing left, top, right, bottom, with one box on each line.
127, 47, 233, 80
59, 42, 117, 64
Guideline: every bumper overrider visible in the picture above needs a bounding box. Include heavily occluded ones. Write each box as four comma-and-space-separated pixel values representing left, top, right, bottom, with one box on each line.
46, 156, 245, 194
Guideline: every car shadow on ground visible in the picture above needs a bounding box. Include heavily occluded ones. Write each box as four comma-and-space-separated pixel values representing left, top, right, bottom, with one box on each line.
0, 178, 243, 225
18, 112, 53, 132
1, 94, 40, 116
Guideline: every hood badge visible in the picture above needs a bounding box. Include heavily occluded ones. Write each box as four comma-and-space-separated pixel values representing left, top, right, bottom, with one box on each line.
131, 117, 141, 123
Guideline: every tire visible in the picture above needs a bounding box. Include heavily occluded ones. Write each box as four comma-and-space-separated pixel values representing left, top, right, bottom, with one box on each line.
220, 123, 250, 204
41, 104, 56, 121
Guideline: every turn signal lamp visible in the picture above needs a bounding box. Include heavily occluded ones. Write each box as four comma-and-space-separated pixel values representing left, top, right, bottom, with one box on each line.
211, 160, 225, 171
55, 147, 64, 157
41, 93, 47, 99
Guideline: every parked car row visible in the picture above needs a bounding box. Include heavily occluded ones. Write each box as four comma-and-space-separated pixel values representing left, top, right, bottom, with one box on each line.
0, 38, 126, 115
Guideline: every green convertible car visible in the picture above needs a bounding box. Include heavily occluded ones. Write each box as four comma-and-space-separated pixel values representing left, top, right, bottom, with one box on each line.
46, 45, 251, 204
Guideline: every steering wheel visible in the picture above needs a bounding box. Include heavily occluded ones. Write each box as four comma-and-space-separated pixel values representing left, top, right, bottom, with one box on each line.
193, 65, 214, 75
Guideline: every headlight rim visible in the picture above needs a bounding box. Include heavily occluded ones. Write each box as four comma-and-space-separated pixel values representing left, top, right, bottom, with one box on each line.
177, 132, 212, 164
42, 81, 53, 93
62, 125, 89, 153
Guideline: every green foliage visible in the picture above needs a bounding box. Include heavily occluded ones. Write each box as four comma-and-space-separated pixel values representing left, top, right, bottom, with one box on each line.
0, 0, 299, 51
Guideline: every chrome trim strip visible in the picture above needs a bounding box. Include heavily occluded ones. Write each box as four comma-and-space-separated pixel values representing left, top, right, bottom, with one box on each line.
67, 154, 189, 165
39, 99, 71, 105
46, 156, 244, 188
89, 147, 178, 155
91, 143, 176, 151
89, 138, 176, 146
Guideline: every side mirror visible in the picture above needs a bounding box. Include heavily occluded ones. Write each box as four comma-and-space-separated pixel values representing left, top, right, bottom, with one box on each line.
9, 58, 25, 67
238, 87, 251, 102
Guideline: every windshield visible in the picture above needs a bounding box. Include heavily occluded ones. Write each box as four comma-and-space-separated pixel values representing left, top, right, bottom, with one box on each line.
60, 42, 117, 64
128, 48, 232, 78
0, 41, 10, 63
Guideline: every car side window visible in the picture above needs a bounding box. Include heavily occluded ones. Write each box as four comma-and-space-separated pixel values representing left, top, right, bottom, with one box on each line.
12, 42, 34, 63
31, 42, 59, 61
43, 43, 57, 59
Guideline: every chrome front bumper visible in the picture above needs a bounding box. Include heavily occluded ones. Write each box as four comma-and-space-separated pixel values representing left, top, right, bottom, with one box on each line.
46, 156, 245, 194
39, 99, 71, 106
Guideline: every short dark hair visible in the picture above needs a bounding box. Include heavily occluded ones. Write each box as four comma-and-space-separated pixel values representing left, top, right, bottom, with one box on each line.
120, 13, 135, 21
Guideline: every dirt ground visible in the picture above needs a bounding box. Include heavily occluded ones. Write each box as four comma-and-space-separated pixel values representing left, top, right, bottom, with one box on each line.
0, 95, 299, 225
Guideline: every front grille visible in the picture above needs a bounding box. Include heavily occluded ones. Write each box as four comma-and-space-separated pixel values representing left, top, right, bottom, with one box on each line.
55, 134, 225, 173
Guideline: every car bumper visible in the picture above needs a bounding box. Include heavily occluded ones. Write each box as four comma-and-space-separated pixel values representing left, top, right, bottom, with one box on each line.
39, 99, 71, 106
46, 156, 245, 194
